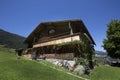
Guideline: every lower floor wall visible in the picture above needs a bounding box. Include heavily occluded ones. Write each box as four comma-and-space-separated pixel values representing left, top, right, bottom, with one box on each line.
23, 53, 75, 60
45, 53, 74, 59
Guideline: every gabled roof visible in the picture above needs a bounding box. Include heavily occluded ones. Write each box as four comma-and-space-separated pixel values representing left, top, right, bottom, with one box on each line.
24, 19, 96, 45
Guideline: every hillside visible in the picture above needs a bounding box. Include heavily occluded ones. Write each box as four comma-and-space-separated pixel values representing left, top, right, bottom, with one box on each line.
0, 29, 26, 49
91, 66, 120, 80
0, 50, 81, 80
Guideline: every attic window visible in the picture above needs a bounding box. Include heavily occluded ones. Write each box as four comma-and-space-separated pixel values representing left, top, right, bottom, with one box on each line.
49, 29, 55, 34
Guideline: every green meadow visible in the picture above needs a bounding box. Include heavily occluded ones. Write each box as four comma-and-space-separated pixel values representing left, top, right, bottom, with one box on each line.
0, 49, 120, 80
0, 50, 83, 80
91, 65, 120, 80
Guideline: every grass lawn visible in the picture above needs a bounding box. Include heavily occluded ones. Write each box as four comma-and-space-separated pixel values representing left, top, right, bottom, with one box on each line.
1, 49, 120, 80
0, 50, 86, 80
91, 65, 120, 80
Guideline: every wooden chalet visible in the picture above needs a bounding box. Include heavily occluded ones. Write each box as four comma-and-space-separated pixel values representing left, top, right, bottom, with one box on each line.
24, 19, 95, 59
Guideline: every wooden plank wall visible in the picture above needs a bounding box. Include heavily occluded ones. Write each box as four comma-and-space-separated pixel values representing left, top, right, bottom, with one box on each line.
45, 53, 74, 59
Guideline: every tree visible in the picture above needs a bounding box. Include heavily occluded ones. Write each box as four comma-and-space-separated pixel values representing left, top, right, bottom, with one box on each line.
103, 20, 120, 58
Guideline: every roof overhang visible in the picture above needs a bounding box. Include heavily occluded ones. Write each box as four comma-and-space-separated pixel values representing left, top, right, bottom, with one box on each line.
24, 19, 96, 45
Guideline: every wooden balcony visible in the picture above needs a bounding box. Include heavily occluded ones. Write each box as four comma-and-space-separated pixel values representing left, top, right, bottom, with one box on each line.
33, 33, 81, 48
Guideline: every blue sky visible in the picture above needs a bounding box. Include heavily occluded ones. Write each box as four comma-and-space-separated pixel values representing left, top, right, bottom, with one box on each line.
0, 0, 120, 51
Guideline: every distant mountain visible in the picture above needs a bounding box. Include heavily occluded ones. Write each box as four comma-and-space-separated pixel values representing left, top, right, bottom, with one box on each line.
0, 29, 26, 49
95, 51, 108, 58
96, 51, 107, 54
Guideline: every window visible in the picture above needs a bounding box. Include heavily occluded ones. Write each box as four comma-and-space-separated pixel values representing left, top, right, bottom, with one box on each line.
49, 29, 55, 34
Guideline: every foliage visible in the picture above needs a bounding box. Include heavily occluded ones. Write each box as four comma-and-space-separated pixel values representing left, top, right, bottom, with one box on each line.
39, 33, 95, 69
79, 33, 95, 69
103, 20, 120, 58
0, 50, 83, 80
53, 40, 85, 55
52, 34, 95, 69
77, 57, 89, 68
91, 66, 120, 80
0, 29, 26, 49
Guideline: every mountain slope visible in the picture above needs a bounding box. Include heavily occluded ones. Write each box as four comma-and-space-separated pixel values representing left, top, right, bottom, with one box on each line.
0, 29, 26, 49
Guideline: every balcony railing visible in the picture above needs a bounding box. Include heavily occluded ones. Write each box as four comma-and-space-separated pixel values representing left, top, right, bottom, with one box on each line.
33, 33, 81, 48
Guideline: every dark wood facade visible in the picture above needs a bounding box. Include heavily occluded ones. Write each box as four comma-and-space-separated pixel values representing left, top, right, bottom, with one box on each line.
24, 19, 95, 59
